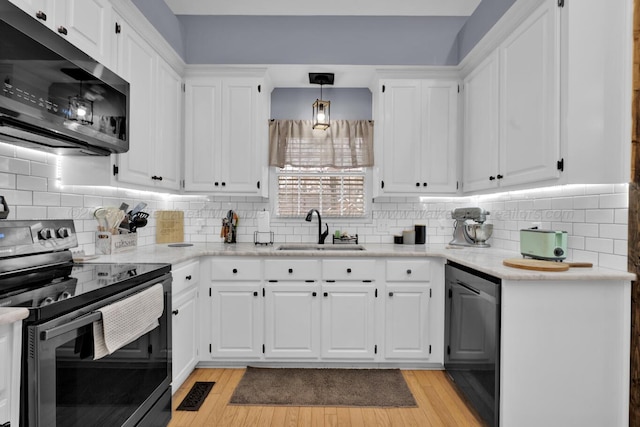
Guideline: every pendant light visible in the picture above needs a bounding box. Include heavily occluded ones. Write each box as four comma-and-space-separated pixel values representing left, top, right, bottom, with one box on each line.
309, 73, 334, 130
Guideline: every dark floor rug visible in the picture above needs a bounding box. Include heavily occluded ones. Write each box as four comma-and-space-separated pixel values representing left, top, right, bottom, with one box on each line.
176, 381, 215, 411
229, 367, 417, 407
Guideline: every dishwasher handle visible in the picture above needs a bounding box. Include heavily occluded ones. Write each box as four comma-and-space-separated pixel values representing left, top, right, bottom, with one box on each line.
454, 279, 497, 304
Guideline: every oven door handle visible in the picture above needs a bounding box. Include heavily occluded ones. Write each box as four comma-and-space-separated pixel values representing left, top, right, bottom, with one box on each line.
40, 311, 102, 341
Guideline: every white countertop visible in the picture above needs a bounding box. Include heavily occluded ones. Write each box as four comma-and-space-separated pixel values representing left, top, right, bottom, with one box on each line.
0, 307, 29, 326
84, 243, 636, 282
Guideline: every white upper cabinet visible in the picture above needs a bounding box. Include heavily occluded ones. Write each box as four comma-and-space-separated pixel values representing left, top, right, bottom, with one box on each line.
462, 0, 560, 193
113, 18, 182, 190
184, 74, 268, 195
378, 79, 458, 195
9, 0, 113, 67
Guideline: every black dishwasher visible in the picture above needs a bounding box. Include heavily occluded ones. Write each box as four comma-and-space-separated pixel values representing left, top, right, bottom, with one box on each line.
444, 261, 501, 427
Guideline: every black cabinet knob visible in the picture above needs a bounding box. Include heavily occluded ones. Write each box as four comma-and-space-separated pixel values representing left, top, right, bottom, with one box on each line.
288, 268, 293, 274
58, 26, 68, 35
172, 309, 179, 315
423, 182, 428, 187
312, 292, 317, 297
415, 182, 420, 187
253, 291, 258, 296
389, 292, 394, 297
151, 175, 163, 181
489, 176, 496, 181
185, 275, 192, 280
36, 10, 47, 20
232, 268, 238, 274
323, 292, 328, 297
497, 174, 503, 179
221, 182, 226, 186
346, 268, 352, 273
214, 182, 219, 186
407, 269, 412, 275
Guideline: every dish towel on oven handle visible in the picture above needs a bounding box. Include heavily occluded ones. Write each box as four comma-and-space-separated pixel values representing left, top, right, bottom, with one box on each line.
93, 283, 164, 360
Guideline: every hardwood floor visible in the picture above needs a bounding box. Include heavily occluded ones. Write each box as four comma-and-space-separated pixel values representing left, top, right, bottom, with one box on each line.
168, 368, 484, 426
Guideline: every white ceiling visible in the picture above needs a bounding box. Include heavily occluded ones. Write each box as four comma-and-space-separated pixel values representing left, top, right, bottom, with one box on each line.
163, 0, 482, 16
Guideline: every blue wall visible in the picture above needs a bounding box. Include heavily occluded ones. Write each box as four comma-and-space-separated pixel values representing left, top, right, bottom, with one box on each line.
136, 1, 517, 66
271, 88, 372, 120
179, 16, 464, 65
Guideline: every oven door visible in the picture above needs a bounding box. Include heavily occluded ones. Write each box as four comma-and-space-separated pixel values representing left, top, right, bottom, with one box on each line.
23, 275, 172, 427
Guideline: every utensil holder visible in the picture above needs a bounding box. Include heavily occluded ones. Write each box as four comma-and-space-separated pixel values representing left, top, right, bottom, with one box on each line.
96, 232, 137, 254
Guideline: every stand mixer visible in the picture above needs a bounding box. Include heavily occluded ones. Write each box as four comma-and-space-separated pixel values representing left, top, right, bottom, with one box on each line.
449, 207, 493, 247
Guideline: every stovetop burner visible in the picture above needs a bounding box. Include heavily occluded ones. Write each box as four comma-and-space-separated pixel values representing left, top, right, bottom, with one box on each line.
0, 219, 170, 323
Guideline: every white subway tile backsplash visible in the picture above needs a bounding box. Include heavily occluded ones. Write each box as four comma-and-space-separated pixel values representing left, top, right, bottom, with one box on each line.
614, 240, 628, 256
573, 223, 599, 237
585, 237, 614, 254
0, 172, 16, 189
599, 193, 628, 209
615, 209, 629, 224
599, 253, 628, 271
600, 224, 627, 240
30, 162, 57, 179
33, 192, 60, 206
585, 209, 615, 224
16, 206, 47, 219
17, 175, 47, 192
0, 156, 29, 175
573, 196, 599, 209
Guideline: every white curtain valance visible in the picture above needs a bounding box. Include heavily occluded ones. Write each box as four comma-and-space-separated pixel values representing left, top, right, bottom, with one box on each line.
268, 119, 374, 168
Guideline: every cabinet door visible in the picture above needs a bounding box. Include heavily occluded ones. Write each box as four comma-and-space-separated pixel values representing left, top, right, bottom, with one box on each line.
220, 78, 261, 193
115, 25, 157, 186
210, 284, 263, 359
264, 283, 321, 358
384, 284, 431, 359
498, 1, 560, 187
172, 287, 198, 393
8, 0, 48, 21
321, 283, 376, 359
57, 0, 111, 65
462, 52, 500, 193
184, 78, 222, 191
153, 59, 182, 190
0, 324, 9, 424
422, 80, 458, 193
380, 80, 423, 193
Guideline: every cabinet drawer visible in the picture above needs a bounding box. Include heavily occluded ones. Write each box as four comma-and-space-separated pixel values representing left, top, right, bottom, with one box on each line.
211, 259, 261, 281
264, 259, 321, 281
322, 260, 376, 281
386, 260, 431, 282
172, 261, 199, 296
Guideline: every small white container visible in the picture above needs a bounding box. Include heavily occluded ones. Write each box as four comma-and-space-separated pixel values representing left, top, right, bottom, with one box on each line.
402, 230, 415, 245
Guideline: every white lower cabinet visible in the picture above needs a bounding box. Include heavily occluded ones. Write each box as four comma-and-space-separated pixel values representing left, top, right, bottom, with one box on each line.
384, 259, 433, 360
264, 282, 321, 359
321, 283, 376, 359
171, 261, 199, 393
205, 256, 441, 365
209, 258, 263, 359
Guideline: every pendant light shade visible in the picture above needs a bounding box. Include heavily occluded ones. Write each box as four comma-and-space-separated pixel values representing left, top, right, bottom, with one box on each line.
309, 73, 334, 130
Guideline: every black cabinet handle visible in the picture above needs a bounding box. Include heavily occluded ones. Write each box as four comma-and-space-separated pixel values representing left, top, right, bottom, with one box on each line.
185, 275, 192, 280
323, 292, 328, 297
288, 268, 293, 274
253, 291, 258, 296
415, 182, 420, 187
346, 268, 352, 273
407, 269, 412, 275
423, 182, 428, 187
497, 174, 503, 179
312, 292, 317, 297
115, 22, 121, 34
151, 175, 163, 181
221, 182, 226, 186
172, 309, 179, 315
58, 26, 68, 35
214, 182, 219, 186
389, 292, 394, 297
36, 10, 47, 20
489, 176, 496, 181
232, 268, 238, 274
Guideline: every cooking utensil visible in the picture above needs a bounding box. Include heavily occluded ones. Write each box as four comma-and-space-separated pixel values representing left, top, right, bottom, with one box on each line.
129, 202, 147, 217
94, 207, 109, 231
503, 258, 593, 271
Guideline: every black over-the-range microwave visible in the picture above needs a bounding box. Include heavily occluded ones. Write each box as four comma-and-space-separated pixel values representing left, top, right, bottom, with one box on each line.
0, 0, 129, 155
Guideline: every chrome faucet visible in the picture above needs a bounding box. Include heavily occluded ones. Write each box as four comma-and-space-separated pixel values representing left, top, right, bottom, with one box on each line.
305, 209, 329, 244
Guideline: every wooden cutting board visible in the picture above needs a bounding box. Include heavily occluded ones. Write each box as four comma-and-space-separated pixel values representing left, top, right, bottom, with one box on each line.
156, 211, 184, 244
503, 258, 593, 271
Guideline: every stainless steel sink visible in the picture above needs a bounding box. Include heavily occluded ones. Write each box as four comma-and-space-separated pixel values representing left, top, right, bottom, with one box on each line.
276, 244, 366, 251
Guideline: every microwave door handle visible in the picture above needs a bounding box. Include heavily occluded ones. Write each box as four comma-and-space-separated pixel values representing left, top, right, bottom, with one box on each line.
40, 311, 102, 342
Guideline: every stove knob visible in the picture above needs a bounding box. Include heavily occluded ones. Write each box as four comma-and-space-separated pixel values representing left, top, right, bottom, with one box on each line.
57, 291, 71, 301
57, 227, 71, 238
40, 296, 55, 306
39, 228, 54, 240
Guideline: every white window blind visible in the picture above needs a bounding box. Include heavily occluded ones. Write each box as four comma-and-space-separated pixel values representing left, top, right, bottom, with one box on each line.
277, 166, 366, 218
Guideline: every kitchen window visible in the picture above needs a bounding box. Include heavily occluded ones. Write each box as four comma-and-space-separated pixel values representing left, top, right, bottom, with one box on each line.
277, 165, 366, 217
269, 120, 374, 218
